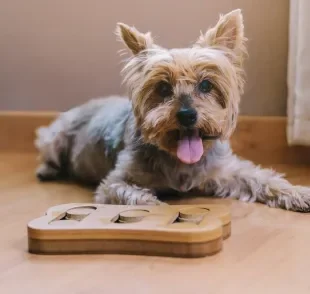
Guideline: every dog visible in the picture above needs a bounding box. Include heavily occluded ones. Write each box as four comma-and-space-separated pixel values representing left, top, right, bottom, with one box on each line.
35, 9, 310, 212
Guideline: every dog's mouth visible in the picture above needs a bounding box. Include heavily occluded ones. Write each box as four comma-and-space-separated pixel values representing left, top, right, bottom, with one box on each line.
198, 129, 221, 141
170, 128, 220, 165
176, 129, 220, 141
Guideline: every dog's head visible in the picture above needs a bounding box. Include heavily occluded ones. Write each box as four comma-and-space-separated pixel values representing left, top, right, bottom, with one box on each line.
116, 9, 247, 164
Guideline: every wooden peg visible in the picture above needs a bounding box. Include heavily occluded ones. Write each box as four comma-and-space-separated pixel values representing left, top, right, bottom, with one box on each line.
179, 207, 209, 220
66, 206, 96, 221
119, 209, 149, 223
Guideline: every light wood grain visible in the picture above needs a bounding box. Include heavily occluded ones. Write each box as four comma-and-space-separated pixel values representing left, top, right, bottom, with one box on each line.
2, 153, 310, 293
2, 111, 310, 164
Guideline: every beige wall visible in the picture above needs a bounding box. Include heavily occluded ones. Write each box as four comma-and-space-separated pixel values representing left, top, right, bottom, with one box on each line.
0, 0, 288, 115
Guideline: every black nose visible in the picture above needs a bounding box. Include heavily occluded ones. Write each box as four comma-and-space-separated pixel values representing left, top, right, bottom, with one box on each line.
177, 107, 197, 127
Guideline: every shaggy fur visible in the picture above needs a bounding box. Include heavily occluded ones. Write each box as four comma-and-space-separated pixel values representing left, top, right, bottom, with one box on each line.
35, 9, 310, 212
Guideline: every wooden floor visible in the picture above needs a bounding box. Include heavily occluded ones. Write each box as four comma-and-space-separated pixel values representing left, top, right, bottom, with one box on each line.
1, 153, 310, 293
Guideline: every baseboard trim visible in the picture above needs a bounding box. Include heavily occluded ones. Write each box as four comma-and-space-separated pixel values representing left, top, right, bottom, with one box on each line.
1, 111, 310, 165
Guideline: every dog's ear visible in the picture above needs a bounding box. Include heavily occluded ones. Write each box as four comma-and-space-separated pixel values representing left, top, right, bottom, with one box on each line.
116, 23, 154, 55
195, 9, 245, 53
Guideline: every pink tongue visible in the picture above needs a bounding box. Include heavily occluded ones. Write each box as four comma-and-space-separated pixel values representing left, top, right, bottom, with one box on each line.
177, 132, 203, 164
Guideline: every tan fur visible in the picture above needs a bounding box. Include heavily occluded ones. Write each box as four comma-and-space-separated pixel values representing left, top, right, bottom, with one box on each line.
119, 10, 246, 152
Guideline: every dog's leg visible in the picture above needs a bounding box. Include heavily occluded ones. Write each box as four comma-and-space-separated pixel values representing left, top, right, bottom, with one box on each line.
95, 180, 161, 205
203, 154, 310, 212
94, 151, 161, 205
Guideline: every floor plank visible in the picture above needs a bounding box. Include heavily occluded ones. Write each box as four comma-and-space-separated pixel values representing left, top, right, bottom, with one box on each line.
1, 153, 310, 294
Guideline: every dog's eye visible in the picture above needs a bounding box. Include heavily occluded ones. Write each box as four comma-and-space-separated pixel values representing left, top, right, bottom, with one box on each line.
156, 82, 173, 98
198, 80, 213, 94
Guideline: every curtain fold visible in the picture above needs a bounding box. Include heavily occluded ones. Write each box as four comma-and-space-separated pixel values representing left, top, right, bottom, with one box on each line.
287, 0, 310, 145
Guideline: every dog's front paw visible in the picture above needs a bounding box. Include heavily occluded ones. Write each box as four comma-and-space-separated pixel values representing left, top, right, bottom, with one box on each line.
136, 192, 163, 205
94, 182, 162, 205
266, 185, 310, 212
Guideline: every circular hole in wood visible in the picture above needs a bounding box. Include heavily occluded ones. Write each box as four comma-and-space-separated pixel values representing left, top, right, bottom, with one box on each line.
177, 217, 199, 223
179, 207, 209, 220
118, 209, 150, 223
66, 206, 97, 221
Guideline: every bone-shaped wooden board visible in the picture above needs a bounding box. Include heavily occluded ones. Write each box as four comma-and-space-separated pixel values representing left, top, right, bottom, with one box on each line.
27, 203, 231, 258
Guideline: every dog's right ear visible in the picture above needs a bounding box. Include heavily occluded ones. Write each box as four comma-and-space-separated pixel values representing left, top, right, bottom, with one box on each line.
116, 23, 154, 55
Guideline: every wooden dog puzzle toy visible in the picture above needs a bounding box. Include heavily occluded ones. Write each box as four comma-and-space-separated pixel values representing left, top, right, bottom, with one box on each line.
27, 203, 231, 258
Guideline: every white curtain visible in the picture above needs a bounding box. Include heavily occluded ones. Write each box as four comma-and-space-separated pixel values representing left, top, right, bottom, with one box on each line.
287, 0, 310, 145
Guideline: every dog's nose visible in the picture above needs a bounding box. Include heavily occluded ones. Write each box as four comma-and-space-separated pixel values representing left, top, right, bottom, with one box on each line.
177, 107, 197, 127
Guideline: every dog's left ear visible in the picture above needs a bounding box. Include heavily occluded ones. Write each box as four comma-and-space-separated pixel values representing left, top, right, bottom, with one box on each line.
195, 9, 245, 54
116, 23, 154, 55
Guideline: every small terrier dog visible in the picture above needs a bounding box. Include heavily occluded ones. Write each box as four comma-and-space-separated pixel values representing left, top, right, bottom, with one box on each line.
35, 9, 310, 212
